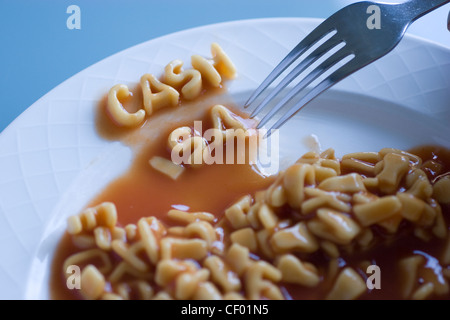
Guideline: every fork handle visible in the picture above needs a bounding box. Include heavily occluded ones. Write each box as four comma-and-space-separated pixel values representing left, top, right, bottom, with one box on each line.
404, 0, 450, 22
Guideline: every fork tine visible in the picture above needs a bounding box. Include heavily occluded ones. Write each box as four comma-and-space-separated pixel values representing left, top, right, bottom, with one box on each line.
266, 57, 359, 134
243, 24, 337, 109
250, 35, 344, 118
257, 48, 352, 129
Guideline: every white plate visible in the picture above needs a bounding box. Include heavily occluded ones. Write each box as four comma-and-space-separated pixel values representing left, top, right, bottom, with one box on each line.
0, 18, 449, 300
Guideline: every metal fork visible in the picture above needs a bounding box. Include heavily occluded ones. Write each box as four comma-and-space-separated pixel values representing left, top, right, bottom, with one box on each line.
448, 8, 450, 29
245, 0, 450, 132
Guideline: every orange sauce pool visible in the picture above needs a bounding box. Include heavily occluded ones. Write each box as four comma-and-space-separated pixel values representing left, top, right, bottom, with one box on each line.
50, 82, 450, 300
50, 85, 273, 299
88, 119, 270, 227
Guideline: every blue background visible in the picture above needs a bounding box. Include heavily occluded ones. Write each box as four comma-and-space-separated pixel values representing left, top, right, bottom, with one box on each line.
0, 0, 448, 132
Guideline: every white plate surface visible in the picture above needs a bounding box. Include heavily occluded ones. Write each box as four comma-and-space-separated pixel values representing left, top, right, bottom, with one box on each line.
0, 18, 449, 299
